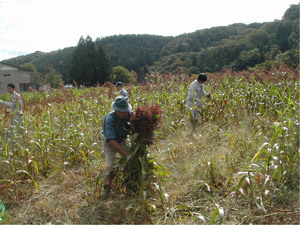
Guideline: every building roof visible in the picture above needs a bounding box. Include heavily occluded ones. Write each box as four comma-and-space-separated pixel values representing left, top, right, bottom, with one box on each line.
0, 62, 33, 72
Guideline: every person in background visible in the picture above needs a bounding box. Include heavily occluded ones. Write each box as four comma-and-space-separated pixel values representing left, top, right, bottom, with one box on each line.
45, 82, 53, 92
114, 81, 132, 111
0, 83, 24, 143
115, 82, 128, 98
39, 87, 45, 93
187, 73, 210, 123
27, 86, 33, 92
101, 96, 132, 198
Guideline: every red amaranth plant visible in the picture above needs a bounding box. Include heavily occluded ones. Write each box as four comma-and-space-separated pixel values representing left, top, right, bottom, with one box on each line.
130, 104, 162, 145
118, 104, 162, 196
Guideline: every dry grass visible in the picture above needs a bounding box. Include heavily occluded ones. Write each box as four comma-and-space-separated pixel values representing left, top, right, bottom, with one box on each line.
7, 161, 153, 224
152, 117, 299, 224
2, 115, 299, 224
11, 168, 91, 223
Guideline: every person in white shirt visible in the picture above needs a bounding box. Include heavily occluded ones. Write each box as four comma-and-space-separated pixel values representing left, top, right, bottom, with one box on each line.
187, 73, 210, 123
115, 82, 128, 98
0, 83, 24, 142
114, 82, 132, 111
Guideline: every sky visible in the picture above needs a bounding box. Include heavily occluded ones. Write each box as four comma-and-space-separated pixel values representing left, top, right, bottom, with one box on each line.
0, 0, 298, 61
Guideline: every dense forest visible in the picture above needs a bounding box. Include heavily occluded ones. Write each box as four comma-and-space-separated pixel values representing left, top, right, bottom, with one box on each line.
2, 4, 299, 86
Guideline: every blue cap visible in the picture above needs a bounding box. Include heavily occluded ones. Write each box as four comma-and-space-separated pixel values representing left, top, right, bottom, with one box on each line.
112, 96, 129, 112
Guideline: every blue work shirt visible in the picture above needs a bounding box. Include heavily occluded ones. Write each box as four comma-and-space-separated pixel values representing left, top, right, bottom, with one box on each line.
102, 111, 131, 143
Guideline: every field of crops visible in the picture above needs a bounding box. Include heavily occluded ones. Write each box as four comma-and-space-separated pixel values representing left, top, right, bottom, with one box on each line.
0, 65, 299, 224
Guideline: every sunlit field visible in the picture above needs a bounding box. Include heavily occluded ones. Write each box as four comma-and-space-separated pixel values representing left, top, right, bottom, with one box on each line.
0, 65, 299, 224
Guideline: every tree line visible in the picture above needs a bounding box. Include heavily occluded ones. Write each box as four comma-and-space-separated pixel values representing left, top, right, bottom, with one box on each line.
2, 4, 298, 87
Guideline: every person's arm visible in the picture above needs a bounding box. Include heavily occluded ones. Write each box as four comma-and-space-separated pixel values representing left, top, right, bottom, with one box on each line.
108, 139, 130, 158
0, 99, 14, 108
201, 84, 210, 98
203, 88, 210, 98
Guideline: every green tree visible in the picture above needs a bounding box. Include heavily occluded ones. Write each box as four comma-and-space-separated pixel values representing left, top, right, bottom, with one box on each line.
288, 31, 299, 49
264, 45, 282, 60
247, 30, 270, 54
234, 48, 263, 70
95, 44, 112, 84
20, 63, 42, 89
83, 36, 98, 86
44, 67, 63, 88
276, 49, 300, 68
69, 36, 112, 86
186, 66, 200, 74
68, 36, 87, 84
275, 22, 293, 51
112, 66, 135, 84
283, 4, 299, 21
68, 36, 97, 86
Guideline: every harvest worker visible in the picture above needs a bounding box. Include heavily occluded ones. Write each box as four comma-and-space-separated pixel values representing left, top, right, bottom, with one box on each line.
101, 95, 132, 198
187, 73, 210, 123
0, 83, 24, 143
115, 81, 129, 98
114, 81, 133, 111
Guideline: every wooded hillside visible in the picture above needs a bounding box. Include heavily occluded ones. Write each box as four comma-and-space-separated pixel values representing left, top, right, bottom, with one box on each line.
2, 4, 299, 84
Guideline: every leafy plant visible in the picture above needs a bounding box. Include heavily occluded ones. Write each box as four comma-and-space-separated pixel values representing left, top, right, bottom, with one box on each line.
123, 104, 162, 196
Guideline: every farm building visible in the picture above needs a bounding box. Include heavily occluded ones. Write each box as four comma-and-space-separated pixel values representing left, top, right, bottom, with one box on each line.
0, 62, 33, 93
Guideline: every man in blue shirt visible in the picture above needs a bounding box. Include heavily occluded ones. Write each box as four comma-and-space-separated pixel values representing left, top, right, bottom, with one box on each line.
101, 96, 132, 198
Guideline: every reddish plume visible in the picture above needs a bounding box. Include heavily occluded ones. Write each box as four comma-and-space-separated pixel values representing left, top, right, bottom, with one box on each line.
130, 104, 162, 144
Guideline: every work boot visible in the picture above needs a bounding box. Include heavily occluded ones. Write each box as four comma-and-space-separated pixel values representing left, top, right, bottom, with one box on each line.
102, 185, 111, 199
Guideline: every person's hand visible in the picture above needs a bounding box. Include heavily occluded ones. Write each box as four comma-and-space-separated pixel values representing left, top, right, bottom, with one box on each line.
130, 111, 135, 117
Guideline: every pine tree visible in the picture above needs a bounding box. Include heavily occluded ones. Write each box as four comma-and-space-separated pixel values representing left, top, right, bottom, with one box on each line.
95, 44, 112, 85
69, 36, 112, 86
84, 35, 97, 86
69, 36, 86, 85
